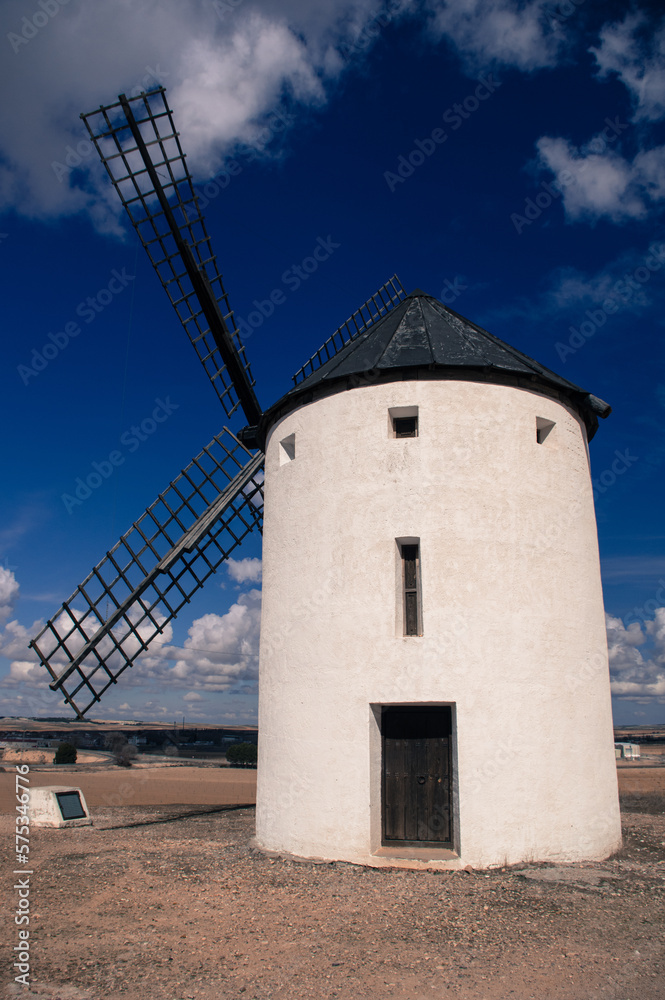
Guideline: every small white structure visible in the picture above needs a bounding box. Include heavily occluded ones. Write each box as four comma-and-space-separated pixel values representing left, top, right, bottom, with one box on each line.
615, 742, 640, 760
255, 290, 622, 869
29, 786, 92, 828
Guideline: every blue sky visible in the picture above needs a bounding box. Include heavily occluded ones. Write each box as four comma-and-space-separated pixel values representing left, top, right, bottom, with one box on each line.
1, 0, 665, 726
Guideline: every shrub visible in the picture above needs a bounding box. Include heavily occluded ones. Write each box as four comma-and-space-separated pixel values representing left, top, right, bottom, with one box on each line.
225, 742, 257, 767
104, 733, 138, 767
53, 742, 77, 764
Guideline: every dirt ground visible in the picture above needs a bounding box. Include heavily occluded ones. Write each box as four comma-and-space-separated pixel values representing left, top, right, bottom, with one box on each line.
2, 766, 664, 1000
0, 766, 257, 814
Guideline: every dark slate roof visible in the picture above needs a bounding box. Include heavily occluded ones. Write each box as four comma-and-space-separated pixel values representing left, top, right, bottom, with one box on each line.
259, 289, 610, 443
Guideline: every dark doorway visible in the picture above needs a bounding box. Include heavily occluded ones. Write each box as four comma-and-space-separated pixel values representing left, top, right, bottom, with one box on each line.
382, 706, 453, 846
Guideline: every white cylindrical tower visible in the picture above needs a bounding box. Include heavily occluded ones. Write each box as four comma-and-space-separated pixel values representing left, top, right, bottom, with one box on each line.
255, 291, 621, 869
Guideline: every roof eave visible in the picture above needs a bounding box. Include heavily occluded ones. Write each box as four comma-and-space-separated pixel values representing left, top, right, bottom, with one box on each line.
256, 364, 607, 450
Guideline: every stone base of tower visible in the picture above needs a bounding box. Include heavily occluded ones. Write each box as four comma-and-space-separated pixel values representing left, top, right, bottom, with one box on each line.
249, 836, 465, 870
250, 838, 623, 872
249, 838, 624, 872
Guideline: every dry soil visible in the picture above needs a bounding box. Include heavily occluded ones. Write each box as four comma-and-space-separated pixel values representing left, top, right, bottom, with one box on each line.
1, 764, 663, 1000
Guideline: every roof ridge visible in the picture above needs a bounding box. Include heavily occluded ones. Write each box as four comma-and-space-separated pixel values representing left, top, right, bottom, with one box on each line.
304, 294, 413, 382
376, 295, 421, 366
424, 297, 494, 366
429, 297, 586, 391
418, 295, 437, 362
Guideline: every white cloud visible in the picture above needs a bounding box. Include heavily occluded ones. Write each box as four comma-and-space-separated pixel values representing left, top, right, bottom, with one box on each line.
0, 563, 259, 720
27, 602, 175, 683
0, 0, 600, 227
0, 567, 19, 621
63, 590, 263, 695
227, 557, 263, 584
601, 556, 665, 582
548, 268, 623, 311
172, 15, 324, 177
0, 683, 64, 717
534, 134, 665, 224
526, 12, 665, 227
635, 144, 665, 202
607, 610, 665, 702
0, 576, 49, 710
545, 243, 665, 313
488, 241, 665, 331
591, 13, 665, 123
0, 596, 175, 706
0, 0, 407, 224
167, 589, 261, 691
6, 659, 49, 687
426, 0, 561, 72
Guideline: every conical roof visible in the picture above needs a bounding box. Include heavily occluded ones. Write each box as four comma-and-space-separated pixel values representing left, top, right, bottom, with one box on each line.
260, 289, 610, 442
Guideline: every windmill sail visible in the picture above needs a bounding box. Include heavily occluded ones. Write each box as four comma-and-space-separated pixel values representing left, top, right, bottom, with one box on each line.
30, 430, 264, 719
291, 274, 406, 385
81, 88, 261, 424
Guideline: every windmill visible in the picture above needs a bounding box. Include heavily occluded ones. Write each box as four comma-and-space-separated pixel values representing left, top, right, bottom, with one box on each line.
31, 88, 621, 869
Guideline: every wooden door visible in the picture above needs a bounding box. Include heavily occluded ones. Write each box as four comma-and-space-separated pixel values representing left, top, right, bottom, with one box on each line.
382, 706, 452, 845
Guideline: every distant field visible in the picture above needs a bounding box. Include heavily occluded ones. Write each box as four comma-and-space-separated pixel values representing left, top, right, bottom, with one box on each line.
0, 765, 256, 813
617, 766, 665, 794
617, 764, 665, 816
1, 763, 659, 818
0, 747, 107, 765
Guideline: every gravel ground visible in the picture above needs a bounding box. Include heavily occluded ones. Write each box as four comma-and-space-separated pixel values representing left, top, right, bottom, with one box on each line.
2, 799, 665, 1000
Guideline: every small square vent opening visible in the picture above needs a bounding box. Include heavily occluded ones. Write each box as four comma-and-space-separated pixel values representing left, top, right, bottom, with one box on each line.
536, 417, 555, 444
279, 433, 296, 465
389, 406, 419, 438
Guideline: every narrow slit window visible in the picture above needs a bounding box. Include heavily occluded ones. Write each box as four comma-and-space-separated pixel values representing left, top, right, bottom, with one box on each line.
402, 543, 421, 636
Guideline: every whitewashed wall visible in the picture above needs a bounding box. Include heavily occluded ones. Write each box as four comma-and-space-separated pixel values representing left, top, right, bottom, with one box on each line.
255, 379, 621, 868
